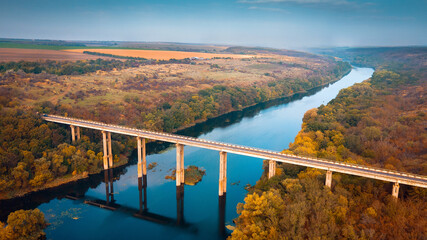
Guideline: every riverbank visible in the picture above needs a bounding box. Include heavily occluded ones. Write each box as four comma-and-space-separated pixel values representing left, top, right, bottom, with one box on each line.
0, 174, 87, 200
171, 66, 352, 133
0, 156, 128, 201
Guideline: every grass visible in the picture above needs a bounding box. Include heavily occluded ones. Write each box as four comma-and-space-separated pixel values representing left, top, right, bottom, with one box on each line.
247, 63, 281, 70
0, 42, 86, 50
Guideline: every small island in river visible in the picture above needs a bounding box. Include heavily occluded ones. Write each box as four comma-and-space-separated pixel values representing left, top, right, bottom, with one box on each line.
165, 165, 206, 185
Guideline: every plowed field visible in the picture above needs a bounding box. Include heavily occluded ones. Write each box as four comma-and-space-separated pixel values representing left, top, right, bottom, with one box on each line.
65, 49, 253, 60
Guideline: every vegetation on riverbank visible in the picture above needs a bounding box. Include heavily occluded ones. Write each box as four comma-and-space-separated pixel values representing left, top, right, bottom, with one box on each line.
0, 208, 47, 240
230, 47, 427, 239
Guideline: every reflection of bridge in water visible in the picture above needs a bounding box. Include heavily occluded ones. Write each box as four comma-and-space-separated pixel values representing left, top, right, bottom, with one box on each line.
65, 168, 227, 236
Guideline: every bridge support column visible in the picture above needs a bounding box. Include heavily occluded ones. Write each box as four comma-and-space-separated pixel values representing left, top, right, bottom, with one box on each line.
102, 131, 108, 170
325, 170, 332, 188
268, 160, 276, 179
107, 132, 113, 168
70, 125, 76, 142
392, 182, 399, 200
219, 151, 227, 196
76, 126, 80, 140
176, 144, 184, 186
137, 137, 147, 178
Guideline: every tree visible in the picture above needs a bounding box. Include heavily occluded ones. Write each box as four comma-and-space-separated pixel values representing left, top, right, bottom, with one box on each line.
230, 189, 285, 240
11, 162, 29, 189
0, 209, 47, 240
29, 158, 53, 188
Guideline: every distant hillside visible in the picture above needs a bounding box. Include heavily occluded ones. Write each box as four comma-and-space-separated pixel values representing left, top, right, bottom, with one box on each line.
224, 46, 326, 59
314, 47, 427, 70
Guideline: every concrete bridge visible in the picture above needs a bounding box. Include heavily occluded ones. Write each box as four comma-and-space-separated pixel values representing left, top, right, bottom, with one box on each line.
42, 114, 427, 199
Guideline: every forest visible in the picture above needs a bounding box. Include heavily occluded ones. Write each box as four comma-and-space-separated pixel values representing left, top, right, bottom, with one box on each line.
316, 47, 427, 70
0, 57, 195, 75
230, 48, 427, 239
0, 59, 144, 75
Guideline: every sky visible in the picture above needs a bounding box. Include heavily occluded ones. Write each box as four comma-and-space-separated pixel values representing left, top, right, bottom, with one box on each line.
0, 0, 426, 49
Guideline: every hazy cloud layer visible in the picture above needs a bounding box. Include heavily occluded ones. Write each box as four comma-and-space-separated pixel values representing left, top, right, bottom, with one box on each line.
0, 0, 425, 49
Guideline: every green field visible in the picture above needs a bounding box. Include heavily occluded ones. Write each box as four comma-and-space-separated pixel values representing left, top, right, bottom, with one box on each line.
0, 42, 164, 51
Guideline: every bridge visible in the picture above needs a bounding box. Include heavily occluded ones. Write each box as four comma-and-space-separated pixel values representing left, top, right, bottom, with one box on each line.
42, 114, 427, 199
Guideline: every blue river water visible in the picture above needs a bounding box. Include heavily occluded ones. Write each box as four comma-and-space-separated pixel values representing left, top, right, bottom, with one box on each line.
33, 67, 373, 240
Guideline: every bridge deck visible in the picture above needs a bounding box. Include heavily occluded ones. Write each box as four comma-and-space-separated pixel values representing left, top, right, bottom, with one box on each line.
42, 114, 427, 188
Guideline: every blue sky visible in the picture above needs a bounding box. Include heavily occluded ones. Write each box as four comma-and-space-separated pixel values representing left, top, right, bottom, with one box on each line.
0, 0, 426, 49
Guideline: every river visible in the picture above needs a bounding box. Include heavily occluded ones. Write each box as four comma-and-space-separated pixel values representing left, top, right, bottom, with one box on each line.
2, 67, 374, 239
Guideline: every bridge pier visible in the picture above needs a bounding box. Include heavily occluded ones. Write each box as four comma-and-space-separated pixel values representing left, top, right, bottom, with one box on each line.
108, 132, 113, 168
268, 160, 276, 179
176, 144, 184, 186
392, 182, 399, 200
70, 125, 76, 142
102, 131, 113, 170
102, 131, 108, 170
325, 170, 332, 188
219, 151, 227, 196
137, 137, 147, 178
76, 126, 80, 140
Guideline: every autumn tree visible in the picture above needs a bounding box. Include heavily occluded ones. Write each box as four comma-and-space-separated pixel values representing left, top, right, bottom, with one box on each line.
0, 209, 47, 240
231, 189, 285, 240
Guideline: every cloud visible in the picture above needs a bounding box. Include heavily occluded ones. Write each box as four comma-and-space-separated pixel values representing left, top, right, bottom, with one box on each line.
239, 0, 352, 5
238, 0, 368, 10
248, 6, 289, 13
350, 15, 416, 21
